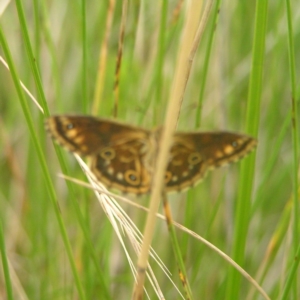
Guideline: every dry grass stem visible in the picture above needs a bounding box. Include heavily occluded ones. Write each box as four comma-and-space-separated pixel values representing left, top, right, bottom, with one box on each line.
133, 1, 204, 298
92, 0, 116, 115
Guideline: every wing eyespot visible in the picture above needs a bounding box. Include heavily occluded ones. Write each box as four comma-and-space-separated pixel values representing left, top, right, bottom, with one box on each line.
232, 141, 238, 148
66, 123, 74, 130
100, 148, 116, 160
188, 153, 202, 165
124, 170, 140, 186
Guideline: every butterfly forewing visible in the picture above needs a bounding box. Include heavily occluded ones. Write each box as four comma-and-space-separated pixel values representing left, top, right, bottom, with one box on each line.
45, 116, 150, 155
190, 131, 257, 167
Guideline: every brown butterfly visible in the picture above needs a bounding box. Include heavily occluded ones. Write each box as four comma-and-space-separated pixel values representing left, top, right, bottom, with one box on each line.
45, 115, 257, 194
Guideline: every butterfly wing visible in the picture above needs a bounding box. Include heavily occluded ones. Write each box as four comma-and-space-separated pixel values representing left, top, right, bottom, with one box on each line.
91, 139, 154, 194
46, 116, 257, 194
46, 115, 153, 194
165, 131, 257, 193
46, 115, 149, 155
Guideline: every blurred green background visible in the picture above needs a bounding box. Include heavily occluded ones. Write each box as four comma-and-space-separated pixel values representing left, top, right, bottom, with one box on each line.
0, 0, 299, 299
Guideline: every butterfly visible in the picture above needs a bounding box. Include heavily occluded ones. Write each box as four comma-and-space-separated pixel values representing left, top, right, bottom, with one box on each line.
45, 115, 257, 194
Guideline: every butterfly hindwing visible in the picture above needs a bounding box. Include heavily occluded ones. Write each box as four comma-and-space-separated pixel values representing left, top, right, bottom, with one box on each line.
91, 139, 153, 194
165, 136, 207, 192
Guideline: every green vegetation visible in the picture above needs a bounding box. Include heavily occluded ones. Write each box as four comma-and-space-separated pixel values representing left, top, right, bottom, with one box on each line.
0, 1, 299, 299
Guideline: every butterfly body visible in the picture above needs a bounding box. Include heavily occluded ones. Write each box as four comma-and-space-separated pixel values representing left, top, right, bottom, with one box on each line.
45, 115, 257, 194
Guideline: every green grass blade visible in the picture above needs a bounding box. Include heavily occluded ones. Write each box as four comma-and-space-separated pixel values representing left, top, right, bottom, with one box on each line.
0, 222, 14, 300
280, 0, 299, 297
0, 22, 87, 300
225, 0, 268, 298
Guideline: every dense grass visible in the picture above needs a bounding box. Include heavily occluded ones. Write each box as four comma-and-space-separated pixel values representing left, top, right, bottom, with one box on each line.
0, 0, 300, 299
